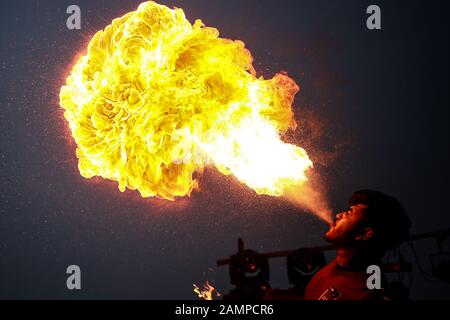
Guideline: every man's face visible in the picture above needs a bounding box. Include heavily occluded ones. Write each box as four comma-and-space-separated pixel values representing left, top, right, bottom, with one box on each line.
325, 203, 370, 245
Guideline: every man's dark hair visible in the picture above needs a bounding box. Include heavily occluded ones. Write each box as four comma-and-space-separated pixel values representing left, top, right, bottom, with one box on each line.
349, 190, 411, 253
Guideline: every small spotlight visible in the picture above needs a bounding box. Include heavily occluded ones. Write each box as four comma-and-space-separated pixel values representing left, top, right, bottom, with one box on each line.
287, 248, 326, 293
229, 239, 269, 287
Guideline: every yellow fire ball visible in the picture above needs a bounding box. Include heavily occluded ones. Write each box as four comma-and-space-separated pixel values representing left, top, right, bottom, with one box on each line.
60, 1, 312, 200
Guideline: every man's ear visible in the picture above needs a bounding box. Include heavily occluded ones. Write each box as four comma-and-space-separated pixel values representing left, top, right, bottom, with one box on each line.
355, 227, 374, 241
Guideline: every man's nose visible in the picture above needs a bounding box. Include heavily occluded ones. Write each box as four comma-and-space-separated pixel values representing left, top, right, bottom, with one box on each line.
335, 212, 343, 220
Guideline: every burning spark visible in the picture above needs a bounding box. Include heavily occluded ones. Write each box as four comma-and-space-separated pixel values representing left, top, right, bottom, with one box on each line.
193, 281, 221, 300
60, 1, 313, 200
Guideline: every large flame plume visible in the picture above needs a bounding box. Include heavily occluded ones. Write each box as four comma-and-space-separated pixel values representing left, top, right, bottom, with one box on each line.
60, 1, 313, 200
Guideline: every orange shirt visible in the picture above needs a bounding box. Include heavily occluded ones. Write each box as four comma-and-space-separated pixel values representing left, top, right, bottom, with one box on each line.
304, 259, 385, 300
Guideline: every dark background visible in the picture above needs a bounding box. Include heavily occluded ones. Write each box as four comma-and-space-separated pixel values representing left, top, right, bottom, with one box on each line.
1, 0, 450, 299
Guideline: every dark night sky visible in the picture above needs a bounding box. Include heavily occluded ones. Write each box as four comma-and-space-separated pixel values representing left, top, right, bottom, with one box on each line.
1, 0, 450, 299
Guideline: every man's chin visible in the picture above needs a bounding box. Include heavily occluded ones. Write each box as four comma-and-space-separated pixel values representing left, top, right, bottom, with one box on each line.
325, 230, 334, 243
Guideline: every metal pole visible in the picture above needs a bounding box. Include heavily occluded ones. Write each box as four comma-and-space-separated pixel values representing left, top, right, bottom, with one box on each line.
216, 227, 450, 266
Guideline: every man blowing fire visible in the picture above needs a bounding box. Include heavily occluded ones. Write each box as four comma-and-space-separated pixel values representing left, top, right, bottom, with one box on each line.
304, 190, 411, 300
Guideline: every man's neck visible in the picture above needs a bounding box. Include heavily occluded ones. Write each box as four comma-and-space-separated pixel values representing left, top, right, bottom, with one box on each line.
335, 247, 381, 271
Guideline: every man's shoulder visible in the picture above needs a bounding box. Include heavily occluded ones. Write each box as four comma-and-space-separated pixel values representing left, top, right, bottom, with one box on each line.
310, 259, 337, 281
304, 259, 337, 299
